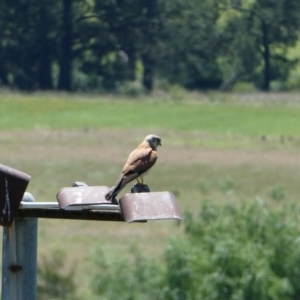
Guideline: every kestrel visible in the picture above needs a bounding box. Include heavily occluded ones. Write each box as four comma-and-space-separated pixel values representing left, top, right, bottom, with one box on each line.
105, 134, 161, 201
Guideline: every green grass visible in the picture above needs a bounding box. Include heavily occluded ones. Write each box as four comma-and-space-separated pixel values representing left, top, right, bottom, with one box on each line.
1, 91, 300, 137
1, 90, 300, 298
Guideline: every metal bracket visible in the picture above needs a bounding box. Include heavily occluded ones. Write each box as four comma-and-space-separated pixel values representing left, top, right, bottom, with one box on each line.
56, 186, 182, 223
0, 164, 31, 227
0, 172, 182, 225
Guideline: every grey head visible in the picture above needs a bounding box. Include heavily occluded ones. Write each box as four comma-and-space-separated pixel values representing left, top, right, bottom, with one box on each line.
144, 134, 162, 150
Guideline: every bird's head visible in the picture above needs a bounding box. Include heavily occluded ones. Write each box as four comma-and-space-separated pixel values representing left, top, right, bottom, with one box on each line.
145, 134, 161, 150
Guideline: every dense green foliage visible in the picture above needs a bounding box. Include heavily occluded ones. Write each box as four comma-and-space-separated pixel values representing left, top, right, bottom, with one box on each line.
88, 201, 300, 300
37, 250, 78, 300
1, 0, 300, 91
90, 248, 164, 300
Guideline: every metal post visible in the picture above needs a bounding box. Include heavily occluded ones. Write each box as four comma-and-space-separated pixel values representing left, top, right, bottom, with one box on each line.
1, 193, 38, 300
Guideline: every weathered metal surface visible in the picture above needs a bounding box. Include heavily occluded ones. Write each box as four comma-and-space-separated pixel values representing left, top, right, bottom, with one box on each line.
18, 195, 123, 221
2, 184, 181, 223
57, 186, 112, 209
19, 194, 123, 221
119, 191, 182, 223
0, 164, 31, 227
17, 190, 182, 223
2, 195, 37, 300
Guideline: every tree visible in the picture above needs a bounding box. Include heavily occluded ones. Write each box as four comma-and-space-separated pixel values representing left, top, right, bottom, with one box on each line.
0, 0, 59, 90
37, 0, 57, 90
156, 0, 224, 90
58, 0, 73, 91
0, 0, 41, 90
224, 0, 300, 91
0, 0, 299, 92
92, 0, 161, 91
140, 0, 161, 92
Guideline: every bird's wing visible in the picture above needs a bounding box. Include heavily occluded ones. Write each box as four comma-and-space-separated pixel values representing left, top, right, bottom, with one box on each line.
122, 147, 158, 175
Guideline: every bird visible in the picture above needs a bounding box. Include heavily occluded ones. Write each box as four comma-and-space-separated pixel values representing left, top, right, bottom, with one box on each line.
105, 134, 161, 201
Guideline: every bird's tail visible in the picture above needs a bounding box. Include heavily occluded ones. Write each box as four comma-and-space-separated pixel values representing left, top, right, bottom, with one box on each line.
105, 188, 115, 200
105, 186, 122, 201
105, 174, 124, 201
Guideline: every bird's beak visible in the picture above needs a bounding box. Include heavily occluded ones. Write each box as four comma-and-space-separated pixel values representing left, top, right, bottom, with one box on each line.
159, 140, 162, 146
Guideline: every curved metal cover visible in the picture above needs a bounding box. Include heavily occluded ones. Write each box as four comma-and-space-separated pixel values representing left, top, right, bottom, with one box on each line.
0, 164, 31, 227
57, 186, 112, 209
119, 191, 182, 223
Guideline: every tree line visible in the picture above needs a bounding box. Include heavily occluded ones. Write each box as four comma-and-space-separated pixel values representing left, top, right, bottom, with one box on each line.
1, 0, 300, 92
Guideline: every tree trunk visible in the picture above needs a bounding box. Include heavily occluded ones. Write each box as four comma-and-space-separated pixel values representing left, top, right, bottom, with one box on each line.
38, 44, 52, 90
142, 55, 154, 92
141, 0, 158, 92
261, 21, 270, 91
127, 49, 136, 81
0, 1, 9, 86
58, 0, 72, 91
0, 63, 9, 85
38, 1, 53, 90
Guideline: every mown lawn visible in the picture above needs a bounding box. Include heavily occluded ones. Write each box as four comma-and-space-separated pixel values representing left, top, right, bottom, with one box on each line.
1, 91, 300, 137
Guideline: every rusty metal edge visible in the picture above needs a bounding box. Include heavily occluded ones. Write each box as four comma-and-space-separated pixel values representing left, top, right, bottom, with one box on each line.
127, 215, 182, 223
0, 164, 31, 182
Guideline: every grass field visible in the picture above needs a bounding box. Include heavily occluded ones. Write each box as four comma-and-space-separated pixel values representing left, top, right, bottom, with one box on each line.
1, 90, 300, 297
2, 90, 300, 136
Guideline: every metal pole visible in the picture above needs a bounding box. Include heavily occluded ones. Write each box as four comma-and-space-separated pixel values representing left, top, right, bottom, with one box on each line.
1, 193, 38, 300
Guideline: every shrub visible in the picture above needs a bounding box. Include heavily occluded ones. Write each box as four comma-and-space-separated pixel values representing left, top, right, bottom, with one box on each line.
90, 247, 165, 300
269, 185, 286, 201
37, 249, 78, 300
166, 200, 300, 299
90, 200, 300, 300
116, 81, 146, 97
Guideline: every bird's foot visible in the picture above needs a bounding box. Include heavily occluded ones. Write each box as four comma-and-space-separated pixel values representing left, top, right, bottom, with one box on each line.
131, 183, 150, 193
136, 179, 147, 186
111, 197, 119, 205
